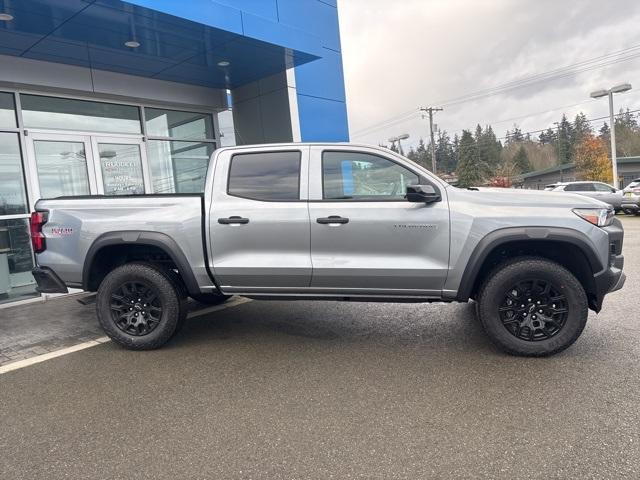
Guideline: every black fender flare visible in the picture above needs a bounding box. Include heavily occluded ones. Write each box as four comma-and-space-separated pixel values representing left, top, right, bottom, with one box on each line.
82, 231, 201, 296
455, 226, 604, 301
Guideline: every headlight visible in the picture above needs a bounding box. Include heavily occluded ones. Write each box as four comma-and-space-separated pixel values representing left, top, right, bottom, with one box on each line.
572, 207, 614, 227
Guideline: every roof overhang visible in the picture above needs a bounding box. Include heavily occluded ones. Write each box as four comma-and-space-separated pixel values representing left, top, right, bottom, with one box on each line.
0, 0, 322, 89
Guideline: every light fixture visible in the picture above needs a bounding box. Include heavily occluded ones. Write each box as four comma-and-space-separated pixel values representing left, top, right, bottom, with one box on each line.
124, 40, 140, 48
0, 13, 14, 21
217, 60, 230, 67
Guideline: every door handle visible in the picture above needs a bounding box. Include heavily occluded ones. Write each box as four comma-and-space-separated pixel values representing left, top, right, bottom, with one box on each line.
317, 215, 349, 224
218, 216, 249, 225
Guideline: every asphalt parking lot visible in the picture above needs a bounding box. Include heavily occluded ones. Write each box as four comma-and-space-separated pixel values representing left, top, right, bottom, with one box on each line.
1, 216, 639, 479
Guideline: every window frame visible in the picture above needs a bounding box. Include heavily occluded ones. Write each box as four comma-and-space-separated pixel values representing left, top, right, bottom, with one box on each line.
319, 149, 432, 203
226, 150, 303, 203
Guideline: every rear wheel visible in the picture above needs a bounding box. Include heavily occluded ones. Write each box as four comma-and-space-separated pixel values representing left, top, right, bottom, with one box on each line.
477, 257, 588, 356
96, 263, 186, 350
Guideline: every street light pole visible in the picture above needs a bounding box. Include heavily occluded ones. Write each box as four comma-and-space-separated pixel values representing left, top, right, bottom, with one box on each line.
608, 91, 618, 188
388, 133, 410, 156
590, 83, 632, 188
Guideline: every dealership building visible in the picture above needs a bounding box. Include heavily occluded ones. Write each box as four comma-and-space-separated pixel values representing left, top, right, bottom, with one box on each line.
0, 0, 349, 305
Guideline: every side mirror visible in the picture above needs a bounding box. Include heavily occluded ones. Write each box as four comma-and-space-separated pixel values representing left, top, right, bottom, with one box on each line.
406, 184, 441, 203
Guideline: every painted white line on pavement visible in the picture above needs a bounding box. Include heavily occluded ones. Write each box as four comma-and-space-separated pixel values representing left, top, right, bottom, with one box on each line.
0, 337, 110, 375
0, 297, 252, 375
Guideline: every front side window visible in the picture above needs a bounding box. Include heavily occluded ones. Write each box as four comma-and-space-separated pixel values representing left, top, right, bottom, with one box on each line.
228, 151, 300, 201
594, 183, 613, 192
322, 151, 419, 200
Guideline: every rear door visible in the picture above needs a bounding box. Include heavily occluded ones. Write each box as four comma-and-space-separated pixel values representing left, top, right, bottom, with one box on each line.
209, 147, 311, 292
307, 146, 450, 296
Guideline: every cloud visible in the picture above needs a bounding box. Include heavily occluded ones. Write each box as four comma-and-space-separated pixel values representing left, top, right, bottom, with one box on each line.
339, 0, 640, 147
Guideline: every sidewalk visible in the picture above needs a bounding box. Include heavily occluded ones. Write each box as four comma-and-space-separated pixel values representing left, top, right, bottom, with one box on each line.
0, 294, 248, 367
0, 294, 103, 366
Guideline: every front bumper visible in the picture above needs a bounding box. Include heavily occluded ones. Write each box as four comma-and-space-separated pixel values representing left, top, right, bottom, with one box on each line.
591, 218, 625, 311
32, 267, 69, 294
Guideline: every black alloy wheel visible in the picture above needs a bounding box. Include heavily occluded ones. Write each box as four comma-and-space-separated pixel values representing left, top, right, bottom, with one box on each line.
110, 281, 163, 336
498, 279, 568, 342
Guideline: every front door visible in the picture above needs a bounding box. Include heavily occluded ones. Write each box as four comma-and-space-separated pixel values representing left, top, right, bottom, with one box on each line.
26, 133, 148, 201
308, 146, 450, 296
209, 147, 312, 292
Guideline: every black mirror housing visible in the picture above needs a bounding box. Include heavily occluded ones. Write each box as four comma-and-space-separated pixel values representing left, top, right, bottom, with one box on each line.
406, 184, 441, 203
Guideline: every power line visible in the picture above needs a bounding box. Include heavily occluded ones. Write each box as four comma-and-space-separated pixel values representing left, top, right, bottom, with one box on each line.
351, 43, 640, 139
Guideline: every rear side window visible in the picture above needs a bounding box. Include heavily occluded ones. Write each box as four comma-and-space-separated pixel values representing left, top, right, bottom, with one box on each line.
565, 183, 594, 192
594, 183, 613, 192
228, 151, 301, 201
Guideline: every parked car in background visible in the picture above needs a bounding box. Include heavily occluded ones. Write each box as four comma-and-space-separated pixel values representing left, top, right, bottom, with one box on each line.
550, 181, 624, 212
621, 178, 640, 215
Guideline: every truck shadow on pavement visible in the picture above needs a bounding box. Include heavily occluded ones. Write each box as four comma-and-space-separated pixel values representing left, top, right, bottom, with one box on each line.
173, 299, 495, 353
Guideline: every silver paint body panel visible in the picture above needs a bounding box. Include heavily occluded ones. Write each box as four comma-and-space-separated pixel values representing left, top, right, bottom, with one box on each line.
35, 143, 615, 300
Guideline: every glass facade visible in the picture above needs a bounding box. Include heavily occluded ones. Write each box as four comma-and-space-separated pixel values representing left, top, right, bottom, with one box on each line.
0, 90, 220, 305
0, 92, 16, 128
148, 141, 214, 193
21, 95, 141, 134
33, 140, 91, 198
0, 132, 28, 215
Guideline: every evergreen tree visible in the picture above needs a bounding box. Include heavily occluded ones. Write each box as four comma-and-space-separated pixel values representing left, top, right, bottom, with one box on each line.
513, 145, 532, 173
457, 130, 488, 187
571, 112, 592, 151
556, 114, 573, 165
435, 130, 456, 173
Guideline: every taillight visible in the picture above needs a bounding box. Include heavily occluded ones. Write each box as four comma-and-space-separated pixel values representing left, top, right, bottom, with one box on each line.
30, 211, 48, 253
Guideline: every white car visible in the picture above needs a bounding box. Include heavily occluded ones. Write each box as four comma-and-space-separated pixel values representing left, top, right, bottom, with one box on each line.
621, 178, 640, 215
549, 181, 624, 212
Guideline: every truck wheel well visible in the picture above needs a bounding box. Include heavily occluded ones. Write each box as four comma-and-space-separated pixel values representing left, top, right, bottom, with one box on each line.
86, 244, 178, 292
470, 240, 596, 304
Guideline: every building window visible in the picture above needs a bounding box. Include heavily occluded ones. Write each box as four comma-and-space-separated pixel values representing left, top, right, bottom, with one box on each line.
0, 132, 28, 215
21, 94, 141, 134
148, 141, 214, 193
0, 219, 36, 304
322, 151, 419, 200
228, 151, 301, 201
145, 108, 214, 140
0, 92, 16, 128
144, 107, 217, 193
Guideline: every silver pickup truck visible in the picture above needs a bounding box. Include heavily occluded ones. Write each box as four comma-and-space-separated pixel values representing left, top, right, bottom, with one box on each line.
30, 143, 625, 356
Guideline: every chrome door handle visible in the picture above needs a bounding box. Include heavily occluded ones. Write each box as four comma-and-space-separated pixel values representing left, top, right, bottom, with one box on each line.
317, 216, 349, 224
218, 216, 249, 225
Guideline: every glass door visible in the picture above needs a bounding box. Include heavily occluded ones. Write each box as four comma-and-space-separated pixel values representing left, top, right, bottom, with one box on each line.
91, 137, 149, 195
25, 133, 98, 204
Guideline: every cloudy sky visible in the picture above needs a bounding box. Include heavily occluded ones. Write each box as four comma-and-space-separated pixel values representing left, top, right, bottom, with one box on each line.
338, 0, 640, 149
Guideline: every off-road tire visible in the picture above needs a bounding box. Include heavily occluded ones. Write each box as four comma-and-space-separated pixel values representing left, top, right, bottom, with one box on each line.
477, 257, 588, 357
190, 292, 231, 305
96, 263, 186, 350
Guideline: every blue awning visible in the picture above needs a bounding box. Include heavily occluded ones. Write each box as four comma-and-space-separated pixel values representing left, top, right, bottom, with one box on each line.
0, 0, 321, 88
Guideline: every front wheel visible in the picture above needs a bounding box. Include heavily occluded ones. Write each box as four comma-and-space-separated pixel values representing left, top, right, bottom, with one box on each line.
477, 257, 588, 357
96, 263, 186, 350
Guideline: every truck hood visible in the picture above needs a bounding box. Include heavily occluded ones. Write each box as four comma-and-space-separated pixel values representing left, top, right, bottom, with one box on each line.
457, 187, 609, 208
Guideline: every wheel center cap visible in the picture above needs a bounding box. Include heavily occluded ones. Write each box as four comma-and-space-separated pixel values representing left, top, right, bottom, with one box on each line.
134, 304, 142, 311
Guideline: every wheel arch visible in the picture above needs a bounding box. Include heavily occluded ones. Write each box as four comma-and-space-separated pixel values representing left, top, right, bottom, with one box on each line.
456, 227, 604, 310
82, 231, 201, 296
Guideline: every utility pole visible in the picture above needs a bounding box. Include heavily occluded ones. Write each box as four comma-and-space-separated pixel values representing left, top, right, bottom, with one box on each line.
420, 107, 443, 173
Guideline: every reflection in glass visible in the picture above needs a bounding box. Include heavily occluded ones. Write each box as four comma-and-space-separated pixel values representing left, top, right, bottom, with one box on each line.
145, 108, 214, 140
21, 95, 141, 134
228, 152, 301, 201
0, 92, 16, 128
323, 152, 419, 200
0, 132, 28, 215
0, 219, 37, 304
147, 140, 214, 193
98, 143, 145, 195
34, 140, 90, 198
